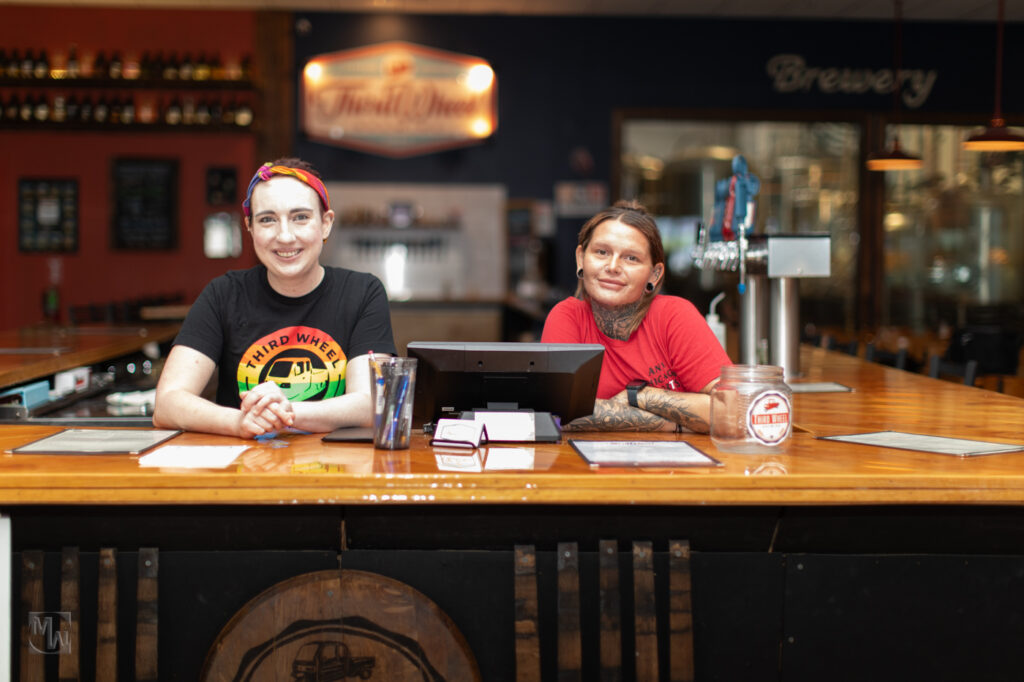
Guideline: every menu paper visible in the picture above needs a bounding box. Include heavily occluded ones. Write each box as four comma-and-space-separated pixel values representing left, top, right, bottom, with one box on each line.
139, 445, 249, 468
569, 440, 722, 468
819, 431, 1024, 457
789, 382, 853, 393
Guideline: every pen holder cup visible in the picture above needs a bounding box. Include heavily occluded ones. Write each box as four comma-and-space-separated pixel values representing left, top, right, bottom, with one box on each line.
371, 357, 417, 450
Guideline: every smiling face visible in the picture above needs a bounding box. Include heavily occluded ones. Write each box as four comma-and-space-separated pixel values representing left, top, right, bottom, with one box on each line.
246, 175, 335, 297
576, 219, 664, 309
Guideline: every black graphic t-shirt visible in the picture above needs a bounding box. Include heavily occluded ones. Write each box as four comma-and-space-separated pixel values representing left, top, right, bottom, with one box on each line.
174, 266, 397, 408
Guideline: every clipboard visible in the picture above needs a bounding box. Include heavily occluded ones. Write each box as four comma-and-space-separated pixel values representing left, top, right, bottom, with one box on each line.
569, 439, 722, 468
8, 428, 181, 455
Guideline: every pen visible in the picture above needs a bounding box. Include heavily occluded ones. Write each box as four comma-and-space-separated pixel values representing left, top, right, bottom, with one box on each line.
388, 374, 410, 444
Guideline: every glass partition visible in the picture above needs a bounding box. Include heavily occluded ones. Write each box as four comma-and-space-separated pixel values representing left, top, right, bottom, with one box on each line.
881, 124, 1024, 332
620, 118, 861, 329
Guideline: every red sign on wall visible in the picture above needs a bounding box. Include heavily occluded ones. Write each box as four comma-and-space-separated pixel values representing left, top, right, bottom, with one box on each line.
301, 41, 498, 158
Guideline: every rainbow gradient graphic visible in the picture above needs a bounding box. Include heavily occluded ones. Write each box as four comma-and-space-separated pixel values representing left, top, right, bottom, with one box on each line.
236, 326, 346, 401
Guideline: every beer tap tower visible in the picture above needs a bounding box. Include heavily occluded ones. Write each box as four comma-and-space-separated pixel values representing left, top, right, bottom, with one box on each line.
692, 156, 831, 379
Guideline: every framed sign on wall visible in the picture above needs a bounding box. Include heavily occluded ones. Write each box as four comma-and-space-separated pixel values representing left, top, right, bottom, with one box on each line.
18, 178, 78, 252
111, 158, 179, 250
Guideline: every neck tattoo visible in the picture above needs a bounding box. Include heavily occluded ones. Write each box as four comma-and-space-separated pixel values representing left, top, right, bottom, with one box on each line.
591, 299, 640, 341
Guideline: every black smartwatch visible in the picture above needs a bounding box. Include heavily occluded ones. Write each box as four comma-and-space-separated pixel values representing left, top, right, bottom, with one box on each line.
626, 379, 648, 408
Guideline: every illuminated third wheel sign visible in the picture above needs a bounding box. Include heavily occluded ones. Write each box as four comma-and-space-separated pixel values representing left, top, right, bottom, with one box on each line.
301, 41, 498, 158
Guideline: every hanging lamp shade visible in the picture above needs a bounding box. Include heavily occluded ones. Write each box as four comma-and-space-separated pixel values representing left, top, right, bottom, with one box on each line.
866, 138, 923, 171
964, 0, 1024, 151
963, 118, 1024, 151
867, 0, 922, 171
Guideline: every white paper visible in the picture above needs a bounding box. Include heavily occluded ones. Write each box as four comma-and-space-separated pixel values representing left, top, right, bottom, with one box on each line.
473, 411, 536, 442
138, 445, 249, 469
821, 431, 1024, 457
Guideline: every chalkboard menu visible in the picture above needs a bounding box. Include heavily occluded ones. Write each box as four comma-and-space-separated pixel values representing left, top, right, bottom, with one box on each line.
18, 179, 78, 252
111, 159, 178, 250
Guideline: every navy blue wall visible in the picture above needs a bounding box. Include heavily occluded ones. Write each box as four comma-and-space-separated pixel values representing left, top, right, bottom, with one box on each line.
292, 13, 1019, 198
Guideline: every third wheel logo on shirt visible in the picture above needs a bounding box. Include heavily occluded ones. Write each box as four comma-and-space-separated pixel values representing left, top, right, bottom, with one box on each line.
746, 390, 791, 445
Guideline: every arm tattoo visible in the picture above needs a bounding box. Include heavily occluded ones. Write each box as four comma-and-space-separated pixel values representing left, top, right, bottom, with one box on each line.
563, 398, 671, 432
640, 388, 710, 434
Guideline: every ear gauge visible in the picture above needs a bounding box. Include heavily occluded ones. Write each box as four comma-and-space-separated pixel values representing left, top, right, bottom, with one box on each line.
645, 281, 655, 293
577, 268, 584, 279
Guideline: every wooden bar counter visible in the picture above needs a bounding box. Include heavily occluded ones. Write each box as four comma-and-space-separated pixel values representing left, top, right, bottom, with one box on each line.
4, 345, 1024, 681
0, 346, 1022, 506
0, 323, 180, 390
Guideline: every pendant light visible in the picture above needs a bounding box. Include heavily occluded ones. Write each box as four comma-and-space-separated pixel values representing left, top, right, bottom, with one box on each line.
963, 0, 1024, 151
867, 0, 922, 171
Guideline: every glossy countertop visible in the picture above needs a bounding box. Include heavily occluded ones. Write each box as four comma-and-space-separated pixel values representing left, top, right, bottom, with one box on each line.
1, 346, 1023, 507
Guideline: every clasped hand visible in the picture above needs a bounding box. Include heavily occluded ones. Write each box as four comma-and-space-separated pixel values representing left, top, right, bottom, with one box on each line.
238, 381, 295, 438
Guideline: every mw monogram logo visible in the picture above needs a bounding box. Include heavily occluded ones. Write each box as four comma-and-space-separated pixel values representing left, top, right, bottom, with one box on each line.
28, 611, 72, 655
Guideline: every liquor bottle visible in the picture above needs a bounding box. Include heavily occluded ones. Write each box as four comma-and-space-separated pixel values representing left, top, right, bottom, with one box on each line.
6, 49, 21, 78
122, 53, 140, 80
209, 98, 224, 125
181, 96, 195, 125
19, 94, 33, 121
240, 55, 252, 82
3, 94, 19, 121
210, 54, 225, 81
233, 99, 254, 127
78, 95, 93, 123
164, 97, 182, 125
33, 94, 49, 121
194, 98, 211, 125
64, 94, 79, 121
193, 52, 211, 81
178, 53, 194, 81
21, 49, 35, 78
34, 50, 49, 79
220, 98, 235, 126
93, 94, 109, 124
52, 94, 66, 122
121, 95, 135, 124
108, 51, 123, 79
66, 45, 80, 79
109, 96, 122, 124
138, 51, 152, 80
161, 53, 178, 81
92, 51, 108, 80
0, 50, 6, 77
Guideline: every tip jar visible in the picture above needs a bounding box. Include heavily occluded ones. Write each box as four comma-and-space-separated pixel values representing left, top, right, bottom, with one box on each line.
710, 364, 792, 454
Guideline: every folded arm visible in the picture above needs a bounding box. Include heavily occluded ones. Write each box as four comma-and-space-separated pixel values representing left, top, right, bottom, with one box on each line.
563, 380, 715, 434
154, 345, 384, 438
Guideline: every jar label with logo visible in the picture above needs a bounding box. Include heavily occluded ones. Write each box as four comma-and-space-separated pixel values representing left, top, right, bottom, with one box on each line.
746, 390, 792, 446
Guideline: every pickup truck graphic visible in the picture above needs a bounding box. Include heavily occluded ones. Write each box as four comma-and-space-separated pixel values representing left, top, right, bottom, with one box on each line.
266, 356, 329, 401
291, 641, 375, 681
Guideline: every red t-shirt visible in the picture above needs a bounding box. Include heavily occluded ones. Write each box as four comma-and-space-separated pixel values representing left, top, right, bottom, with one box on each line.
541, 295, 731, 400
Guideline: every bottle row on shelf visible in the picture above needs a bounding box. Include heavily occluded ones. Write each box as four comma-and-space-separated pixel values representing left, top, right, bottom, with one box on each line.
0, 46, 251, 84
1, 91, 255, 128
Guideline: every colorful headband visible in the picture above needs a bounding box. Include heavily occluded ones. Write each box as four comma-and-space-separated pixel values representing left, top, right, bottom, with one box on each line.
242, 163, 331, 217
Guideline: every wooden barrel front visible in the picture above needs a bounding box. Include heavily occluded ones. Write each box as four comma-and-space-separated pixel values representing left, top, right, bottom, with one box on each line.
201, 569, 480, 682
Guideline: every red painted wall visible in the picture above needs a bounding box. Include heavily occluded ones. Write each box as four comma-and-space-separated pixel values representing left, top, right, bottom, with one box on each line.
0, 7, 259, 328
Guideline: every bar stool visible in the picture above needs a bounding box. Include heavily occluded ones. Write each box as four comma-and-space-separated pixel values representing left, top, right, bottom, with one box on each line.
927, 355, 979, 387
864, 343, 909, 370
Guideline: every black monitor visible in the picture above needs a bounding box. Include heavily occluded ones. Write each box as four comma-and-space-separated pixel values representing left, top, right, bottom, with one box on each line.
406, 341, 604, 442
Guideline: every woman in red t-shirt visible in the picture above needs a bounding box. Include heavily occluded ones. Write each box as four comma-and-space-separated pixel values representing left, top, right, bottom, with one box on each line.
542, 201, 731, 433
